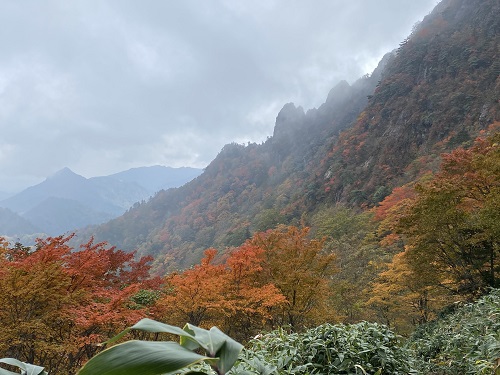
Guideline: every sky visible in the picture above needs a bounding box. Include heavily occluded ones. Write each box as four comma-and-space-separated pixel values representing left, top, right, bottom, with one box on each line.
0, 0, 438, 194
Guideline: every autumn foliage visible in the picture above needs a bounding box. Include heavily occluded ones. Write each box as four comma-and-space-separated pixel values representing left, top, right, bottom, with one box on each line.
154, 225, 337, 341
1, 130, 498, 372
368, 132, 500, 332
0, 235, 157, 375
400, 133, 500, 295
246, 226, 337, 329
1, 131, 498, 372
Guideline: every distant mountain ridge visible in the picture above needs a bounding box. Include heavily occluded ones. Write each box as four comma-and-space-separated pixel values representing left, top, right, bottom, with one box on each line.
92, 165, 202, 195
0, 166, 202, 237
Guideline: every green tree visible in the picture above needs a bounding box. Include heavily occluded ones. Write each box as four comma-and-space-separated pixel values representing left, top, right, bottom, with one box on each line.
311, 206, 383, 323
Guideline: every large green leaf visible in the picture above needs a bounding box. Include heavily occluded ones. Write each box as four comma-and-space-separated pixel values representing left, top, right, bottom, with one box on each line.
0, 358, 47, 375
87, 319, 243, 375
182, 324, 243, 373
0, 369, 17, 375
182, 324, 225, 355
77, 340, 211, 375
211, 328, 243, 374
106, 318, 197, 346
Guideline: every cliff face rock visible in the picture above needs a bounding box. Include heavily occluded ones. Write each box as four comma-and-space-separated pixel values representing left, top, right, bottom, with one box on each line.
273, 103, 306, 140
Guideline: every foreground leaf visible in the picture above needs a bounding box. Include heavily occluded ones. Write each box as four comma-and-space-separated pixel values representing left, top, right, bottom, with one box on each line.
106, 318, 195, 345
77, 340, 211, 375
0, 358, 47, 375
182, 324, 243, 373
210, 328, 244, 374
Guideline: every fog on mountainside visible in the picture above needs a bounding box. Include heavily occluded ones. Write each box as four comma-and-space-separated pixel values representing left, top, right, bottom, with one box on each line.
84, 0, 499, 274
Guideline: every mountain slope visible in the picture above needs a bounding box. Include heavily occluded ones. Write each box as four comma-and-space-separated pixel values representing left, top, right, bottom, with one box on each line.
83, 56, 393, 269
0, 207, 41, 236
313, 0, 500, 204
86, 0, 499, 272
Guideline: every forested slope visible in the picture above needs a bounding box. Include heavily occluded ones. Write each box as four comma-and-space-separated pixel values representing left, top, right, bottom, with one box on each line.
84, 0, 500, 273
313, 0, 500, 205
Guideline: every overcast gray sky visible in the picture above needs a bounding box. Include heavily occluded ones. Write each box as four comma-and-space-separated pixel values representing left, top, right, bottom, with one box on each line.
0, 0, 437, 193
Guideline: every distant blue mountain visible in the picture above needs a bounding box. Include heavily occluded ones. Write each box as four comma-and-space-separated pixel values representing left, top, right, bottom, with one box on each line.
0, 167, 140, 216
0, 166, 202, 237
96, 165, 203, 194
23, 196, 115, 235
0, 207, 41, 236
0, 191, 13, 201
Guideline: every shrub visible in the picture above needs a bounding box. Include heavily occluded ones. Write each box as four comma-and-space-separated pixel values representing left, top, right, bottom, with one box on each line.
407, 289, 500, 374
234, 322, 412, 374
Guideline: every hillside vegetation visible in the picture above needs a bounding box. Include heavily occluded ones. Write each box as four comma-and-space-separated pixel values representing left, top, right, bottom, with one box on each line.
234, 290, 500, 374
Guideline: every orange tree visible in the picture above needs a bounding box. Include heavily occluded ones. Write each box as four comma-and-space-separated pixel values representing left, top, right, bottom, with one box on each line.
398, 133, 500, 297
223, 242, 286, 338
0, 235, 156, 375
155, 226, 336, 339
154, 249, 229, 328
154, 247, 285, 342
247, 225, 338, 330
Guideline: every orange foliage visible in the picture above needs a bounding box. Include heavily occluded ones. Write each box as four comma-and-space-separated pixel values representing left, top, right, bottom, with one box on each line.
154, 247, 285, 341
374, 185, 416, 222
366, 250, 448, 333
247, 226, 338, 329
0, 235, 156, 375
155, 249, 228, 327
155, 225, 336, 339
368, 132, 500, 331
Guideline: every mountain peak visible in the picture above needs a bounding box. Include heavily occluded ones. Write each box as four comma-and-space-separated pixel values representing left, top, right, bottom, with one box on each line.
325, 80, 352, 106
50, 167, 75, 176
273, 103, 306, 139
48, 167, 84, 181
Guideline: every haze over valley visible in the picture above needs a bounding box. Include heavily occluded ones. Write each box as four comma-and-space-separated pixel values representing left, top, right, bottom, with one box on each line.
0, 165, 202, 238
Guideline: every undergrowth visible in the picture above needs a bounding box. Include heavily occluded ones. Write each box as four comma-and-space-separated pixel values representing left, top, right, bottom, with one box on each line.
233, 289, 500, 374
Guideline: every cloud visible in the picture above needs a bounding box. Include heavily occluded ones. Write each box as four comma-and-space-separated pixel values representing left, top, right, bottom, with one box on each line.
0, 0, 437, 192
